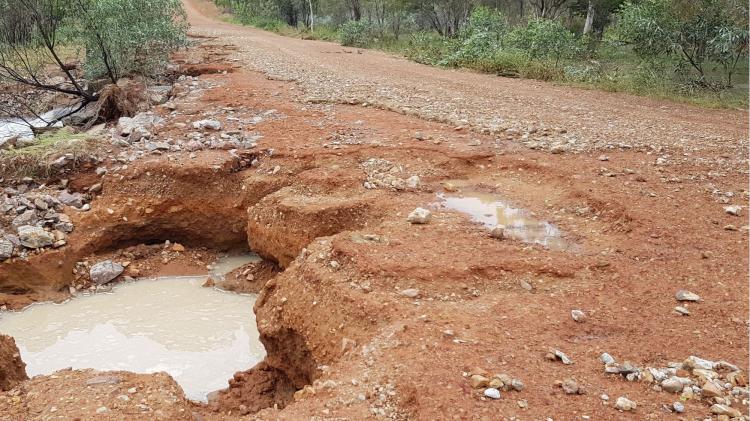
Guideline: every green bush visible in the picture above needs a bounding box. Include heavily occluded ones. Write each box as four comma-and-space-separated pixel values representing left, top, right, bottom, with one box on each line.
338, 21, 372, 47
403, 32, 454, 65
245, 16, 286, 31
443, 7, 507, 66
507, 19, 584, 65
79, 0, 187, 80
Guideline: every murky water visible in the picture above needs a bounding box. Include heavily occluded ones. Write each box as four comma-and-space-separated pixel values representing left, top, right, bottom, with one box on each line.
436, 192, 568, 250
0, 107, 71, 142
0, 268, 265, 401
209, 252, 262, 279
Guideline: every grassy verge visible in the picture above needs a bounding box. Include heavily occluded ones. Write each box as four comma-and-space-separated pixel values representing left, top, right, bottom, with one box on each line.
1, 128, 101, 178
218, 13, 748, 109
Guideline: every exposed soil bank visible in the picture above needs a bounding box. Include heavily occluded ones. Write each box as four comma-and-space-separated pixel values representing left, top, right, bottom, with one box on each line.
0, 335, 27, 391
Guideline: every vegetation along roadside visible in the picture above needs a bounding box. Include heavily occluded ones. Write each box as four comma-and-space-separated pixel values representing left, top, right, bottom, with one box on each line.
214, 0, 749, 109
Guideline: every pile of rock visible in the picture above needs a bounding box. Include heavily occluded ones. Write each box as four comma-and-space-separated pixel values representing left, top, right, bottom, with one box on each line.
112, 112, 165, 146
466, 369, 524, 401
600, 353, 747, 417
111, 113, 260, 158
361, 158, 420, 191
0, 183, 84, 261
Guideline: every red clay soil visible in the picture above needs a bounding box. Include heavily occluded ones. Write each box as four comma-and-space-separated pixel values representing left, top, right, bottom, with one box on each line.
0, 13, 747, 421
0, 335, 27, 392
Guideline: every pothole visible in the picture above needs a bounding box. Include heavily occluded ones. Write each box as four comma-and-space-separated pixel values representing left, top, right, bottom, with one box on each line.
0, 256, 266, 402
436, 190, 569, 250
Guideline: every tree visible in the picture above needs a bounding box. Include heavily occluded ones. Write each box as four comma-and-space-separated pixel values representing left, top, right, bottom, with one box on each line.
346, 0, 362, 20
415, 0, 476, 37
612, 0, 748, 86
528, 0, 568, 19
0, 0, 186, 128
508, 18, 583, 65
583, 0, 594, 34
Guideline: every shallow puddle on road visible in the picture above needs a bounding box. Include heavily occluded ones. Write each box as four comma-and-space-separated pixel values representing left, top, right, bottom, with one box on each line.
0, 276, 265, 402
436, 191, 568, 250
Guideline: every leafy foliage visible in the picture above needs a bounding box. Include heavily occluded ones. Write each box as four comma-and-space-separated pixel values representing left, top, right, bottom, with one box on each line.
442, 7, 506, 66
217, 0, 748, 107
507, 18, 584, 64
611, 0, 748, 86
338, 20, 372, 46
79, 0, 187, 81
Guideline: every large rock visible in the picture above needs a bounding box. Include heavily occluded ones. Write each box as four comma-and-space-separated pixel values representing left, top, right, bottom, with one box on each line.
407, 207, 432, 224
0, 334, 28, 391
148, 85, 173, 105
0, 238, 13, 261
89, 260, 124, 285
192, 119, 222, 131
117, 113, 164, 136
615, 396, 636, 411
58, 190, 84, 208
62, 103, 98, 127
17, 226, 54, 249
11, 210, 37, 229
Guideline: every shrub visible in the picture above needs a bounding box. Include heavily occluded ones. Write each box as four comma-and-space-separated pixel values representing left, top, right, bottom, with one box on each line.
403, 32, 454, 65
507, 19, 584, 65
338, 21, 372, 47
443, 7, 507, 66
80, 0, 187, 80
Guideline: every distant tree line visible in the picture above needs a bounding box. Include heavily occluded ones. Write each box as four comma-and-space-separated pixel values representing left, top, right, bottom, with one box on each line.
215, 0, 639, 38
216, 0, 747, 103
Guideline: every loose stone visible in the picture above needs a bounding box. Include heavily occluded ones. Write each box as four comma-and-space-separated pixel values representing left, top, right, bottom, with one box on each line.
18, 225, 54, 249
192, 119, 222, 130
400, 288, 420, 299
675, 290, 700, 302
710, 404, 741, 418
407, 207, 431, 224
661, 377, 684, 393
470, 375, 489, 388
483, 388, 501, 399
489, 225, 506, 239
723, 205, 741, 216
570, 309, 586, 322
614, 396, 636, 411
674, 306, 690, 315
89, 260, 125, 285
551, 349, 573, 365
561, 378, 582, 395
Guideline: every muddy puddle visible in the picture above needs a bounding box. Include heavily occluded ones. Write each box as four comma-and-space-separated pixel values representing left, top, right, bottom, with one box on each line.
0, 256, 265, 402
436, 191, 568, 250
209, 252, 262, 279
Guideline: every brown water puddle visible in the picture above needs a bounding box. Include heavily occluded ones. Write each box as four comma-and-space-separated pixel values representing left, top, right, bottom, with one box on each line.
436, 191, 568, 250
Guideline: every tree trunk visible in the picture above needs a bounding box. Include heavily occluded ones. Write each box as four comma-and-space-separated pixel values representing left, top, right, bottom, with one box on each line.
583, 0, 595, 35
308, 0, 314, 32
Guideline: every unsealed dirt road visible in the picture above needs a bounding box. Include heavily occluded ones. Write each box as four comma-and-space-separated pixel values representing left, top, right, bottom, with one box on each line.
185, 0, 746, 157
0, 1, 747, 420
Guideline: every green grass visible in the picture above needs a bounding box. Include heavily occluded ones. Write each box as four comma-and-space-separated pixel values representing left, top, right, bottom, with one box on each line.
218, 10, 748, 109
1, 128, 100, 178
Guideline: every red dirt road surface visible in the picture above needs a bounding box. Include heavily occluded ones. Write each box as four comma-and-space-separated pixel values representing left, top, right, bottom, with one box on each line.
0, 1, 747, 420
